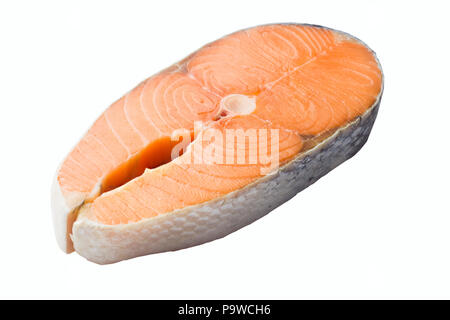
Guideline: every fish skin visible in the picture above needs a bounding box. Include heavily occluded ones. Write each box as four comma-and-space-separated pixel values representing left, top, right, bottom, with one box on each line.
52, 23, 383, 262
72, 93, 382, 264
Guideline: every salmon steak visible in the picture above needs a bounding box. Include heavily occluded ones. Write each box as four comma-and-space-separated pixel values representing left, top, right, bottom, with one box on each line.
52, 24, 383, 264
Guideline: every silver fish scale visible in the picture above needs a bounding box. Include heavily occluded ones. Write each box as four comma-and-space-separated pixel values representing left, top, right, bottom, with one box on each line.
72, 98, 381, 264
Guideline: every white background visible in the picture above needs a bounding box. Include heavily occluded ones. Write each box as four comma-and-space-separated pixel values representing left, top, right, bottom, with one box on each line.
1, 0, 449, 299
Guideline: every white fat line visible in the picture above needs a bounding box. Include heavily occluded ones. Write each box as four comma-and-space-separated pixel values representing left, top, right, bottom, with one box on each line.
123, 90, 148, 144
104, 107, 131, 156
